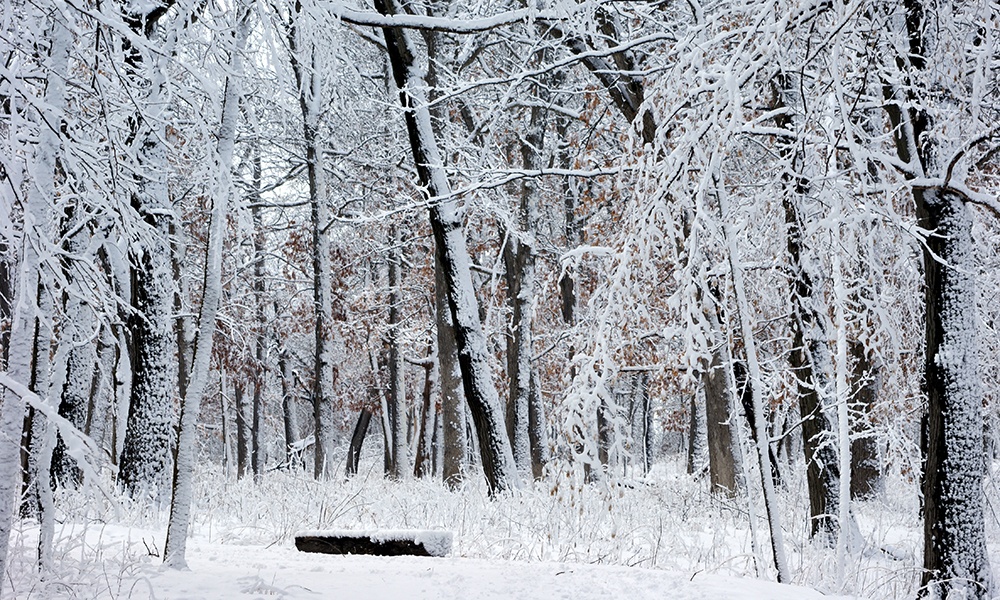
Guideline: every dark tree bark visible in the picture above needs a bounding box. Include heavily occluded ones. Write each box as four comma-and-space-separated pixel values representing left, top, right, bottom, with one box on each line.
346, 407, 373, 477
375, 0, 518, 494
686, 391, 698, 476
117, 3, 181, 500
733, 362, 781, 488
51, 202, 94, 489
849, 340, 882, 500
772, 77, 841, 542
235, 382, 249, 479
882, 3, 992, 594
0, 240, 10, 371
387, 225, 408, 480
702, 302, 739, 494
251, 150, 266, 482
413, 360, 436, 478
436, 247, 465, 486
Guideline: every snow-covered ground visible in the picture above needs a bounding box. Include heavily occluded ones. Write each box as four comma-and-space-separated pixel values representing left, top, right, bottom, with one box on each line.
5, 524, 848, 600
4, 459, 987, 599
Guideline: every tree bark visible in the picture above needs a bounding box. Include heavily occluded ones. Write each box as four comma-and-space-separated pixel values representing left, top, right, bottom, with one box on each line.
0, 5, 67, 574
414, 360, 436, 478
387, 225, 408, 480
164, 9, 247, 566
52, 202, 95, 489
346, 406, 373, 476
882, 9, 993, 589
235, 381, 249, 479
251, 150, 266, 482
286, 0, 333, 480
278, 346, 299, 467
118, 9, 181, 499
436, 247, 466, 486
849, 340, 881, 500
772, 77, 842, 542
375, 0, 518, 494
702, 301, 739, 494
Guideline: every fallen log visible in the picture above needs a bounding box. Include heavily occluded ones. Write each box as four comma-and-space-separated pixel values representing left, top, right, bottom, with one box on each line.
294, 530, 453, 557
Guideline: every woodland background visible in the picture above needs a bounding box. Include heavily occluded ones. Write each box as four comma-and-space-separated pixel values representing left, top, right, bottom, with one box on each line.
1, 0, 1000, 597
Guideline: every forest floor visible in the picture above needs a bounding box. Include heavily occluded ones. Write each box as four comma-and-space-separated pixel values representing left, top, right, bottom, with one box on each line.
7, 523, 847, 599
5, 456, 996, 599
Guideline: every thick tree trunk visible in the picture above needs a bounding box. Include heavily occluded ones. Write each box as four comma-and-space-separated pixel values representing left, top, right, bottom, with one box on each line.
118, 42, 179, 500
884, 13, 993, 588
375, 0, 518, 493
915, 190, 991, 597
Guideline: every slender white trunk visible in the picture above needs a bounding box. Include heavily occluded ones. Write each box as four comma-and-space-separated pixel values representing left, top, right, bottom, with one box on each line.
163, 10, 249, 568
0, 2, 70, 579
717, 180, 789, 583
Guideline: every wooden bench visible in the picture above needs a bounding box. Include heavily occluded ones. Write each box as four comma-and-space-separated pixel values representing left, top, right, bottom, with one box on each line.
294, 530, 453, 557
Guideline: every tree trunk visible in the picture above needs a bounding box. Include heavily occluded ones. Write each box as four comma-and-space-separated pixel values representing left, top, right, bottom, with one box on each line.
734, 361, 781, 488
251, 152, 266, 482
883, 13, 992, 589
287, 2, 333, 480
0, 239, 10, 371
413, 361, 436, 478
52, 203, 95, 489
387, 225, 408, 480
375, 0, 518, 494
686, 389, 699, 476
118, 26, 180, 500
702, 302, 739, 494
235, 381, 249, 479
278, 347, 299, 467
436, 246, 466, 486
164, 10, 246, 564
849, 340, 882, 500
0, 8, 68, 574
771, 76, 842, 542
502, 101, 549, 480
718, 180, 789, 583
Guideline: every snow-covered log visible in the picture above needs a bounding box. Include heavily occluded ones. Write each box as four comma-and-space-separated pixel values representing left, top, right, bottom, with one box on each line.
295, 530, 453, 558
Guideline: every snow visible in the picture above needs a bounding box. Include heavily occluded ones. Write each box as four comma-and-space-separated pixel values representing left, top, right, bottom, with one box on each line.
5, 523, 849, 600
